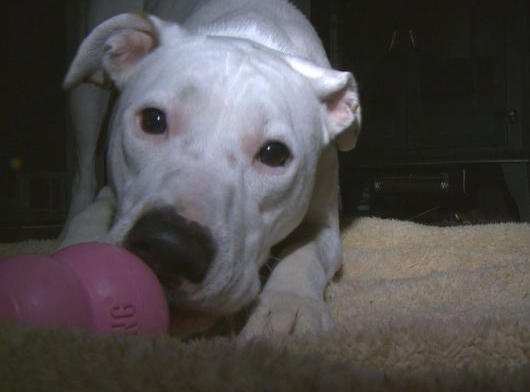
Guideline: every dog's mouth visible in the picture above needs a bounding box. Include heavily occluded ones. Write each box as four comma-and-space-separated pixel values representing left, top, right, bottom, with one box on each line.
128, 248, 221, 338
120, 206, 221, 336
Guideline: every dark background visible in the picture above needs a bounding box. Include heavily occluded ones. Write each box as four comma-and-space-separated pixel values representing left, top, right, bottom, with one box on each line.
1, 1, 68, 240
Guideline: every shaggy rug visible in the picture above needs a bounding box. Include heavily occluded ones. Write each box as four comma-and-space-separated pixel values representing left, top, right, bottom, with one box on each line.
1, 217, 529, 391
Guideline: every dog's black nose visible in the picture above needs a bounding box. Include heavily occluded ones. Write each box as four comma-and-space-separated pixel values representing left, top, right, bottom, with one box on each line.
123, 207, 215, 288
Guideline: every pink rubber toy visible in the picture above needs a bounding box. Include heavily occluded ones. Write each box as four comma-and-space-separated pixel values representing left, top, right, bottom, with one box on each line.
0, 242, 169, 336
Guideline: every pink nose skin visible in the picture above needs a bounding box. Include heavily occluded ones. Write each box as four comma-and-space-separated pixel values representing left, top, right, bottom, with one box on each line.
0, 242, 170, 336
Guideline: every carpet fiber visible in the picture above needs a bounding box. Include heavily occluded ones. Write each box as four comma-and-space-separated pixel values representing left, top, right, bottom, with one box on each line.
1, 217, 529, 391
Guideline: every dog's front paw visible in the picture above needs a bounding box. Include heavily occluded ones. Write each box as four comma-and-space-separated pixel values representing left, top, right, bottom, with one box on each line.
239, 292, 335, 339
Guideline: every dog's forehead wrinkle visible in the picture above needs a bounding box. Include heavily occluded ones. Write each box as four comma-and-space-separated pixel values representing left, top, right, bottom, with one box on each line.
162, 40, 291, 93
133, 44, 300, 133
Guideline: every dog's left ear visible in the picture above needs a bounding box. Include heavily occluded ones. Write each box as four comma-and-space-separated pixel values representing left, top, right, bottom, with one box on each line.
63, 13, 187, 90
285, 57, 361, 151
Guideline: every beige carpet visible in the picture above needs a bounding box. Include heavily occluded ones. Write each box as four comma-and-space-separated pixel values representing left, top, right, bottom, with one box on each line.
1, 217, 529, 391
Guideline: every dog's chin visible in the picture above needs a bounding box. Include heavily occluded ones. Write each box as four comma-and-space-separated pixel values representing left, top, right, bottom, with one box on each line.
169, 309, 219, 338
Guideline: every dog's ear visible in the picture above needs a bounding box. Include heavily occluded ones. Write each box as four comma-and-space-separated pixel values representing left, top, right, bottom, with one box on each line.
63, 13, 186, 90
285, 57, 361, 151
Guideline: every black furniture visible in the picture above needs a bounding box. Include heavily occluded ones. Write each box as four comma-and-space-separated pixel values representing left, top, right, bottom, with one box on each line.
313, 0, 530, 222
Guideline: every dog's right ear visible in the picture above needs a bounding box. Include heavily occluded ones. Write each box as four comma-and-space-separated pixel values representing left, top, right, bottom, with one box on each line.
63, 13, 186, 90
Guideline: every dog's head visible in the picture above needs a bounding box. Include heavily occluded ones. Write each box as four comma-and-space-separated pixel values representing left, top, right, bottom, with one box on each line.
64, 13, 360, 335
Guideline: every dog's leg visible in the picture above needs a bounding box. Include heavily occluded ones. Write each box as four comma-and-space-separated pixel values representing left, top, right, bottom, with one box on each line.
240, 227, 341, 338
59, 84, 110, 242
241, 147, 342, 338
57, 186, 116, 250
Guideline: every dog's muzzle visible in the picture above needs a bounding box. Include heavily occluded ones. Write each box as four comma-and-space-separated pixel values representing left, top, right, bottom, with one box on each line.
123, 206, 216, 289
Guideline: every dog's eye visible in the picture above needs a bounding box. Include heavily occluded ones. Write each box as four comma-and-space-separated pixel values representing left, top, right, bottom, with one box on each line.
256, 141, 291, 167
140, 108, 167, 134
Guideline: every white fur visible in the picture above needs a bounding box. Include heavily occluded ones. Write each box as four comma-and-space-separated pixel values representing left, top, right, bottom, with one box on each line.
60, 0, 360, 338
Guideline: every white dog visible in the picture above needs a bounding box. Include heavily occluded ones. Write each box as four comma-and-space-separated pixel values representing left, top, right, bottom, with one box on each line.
60, 0, 360, 338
